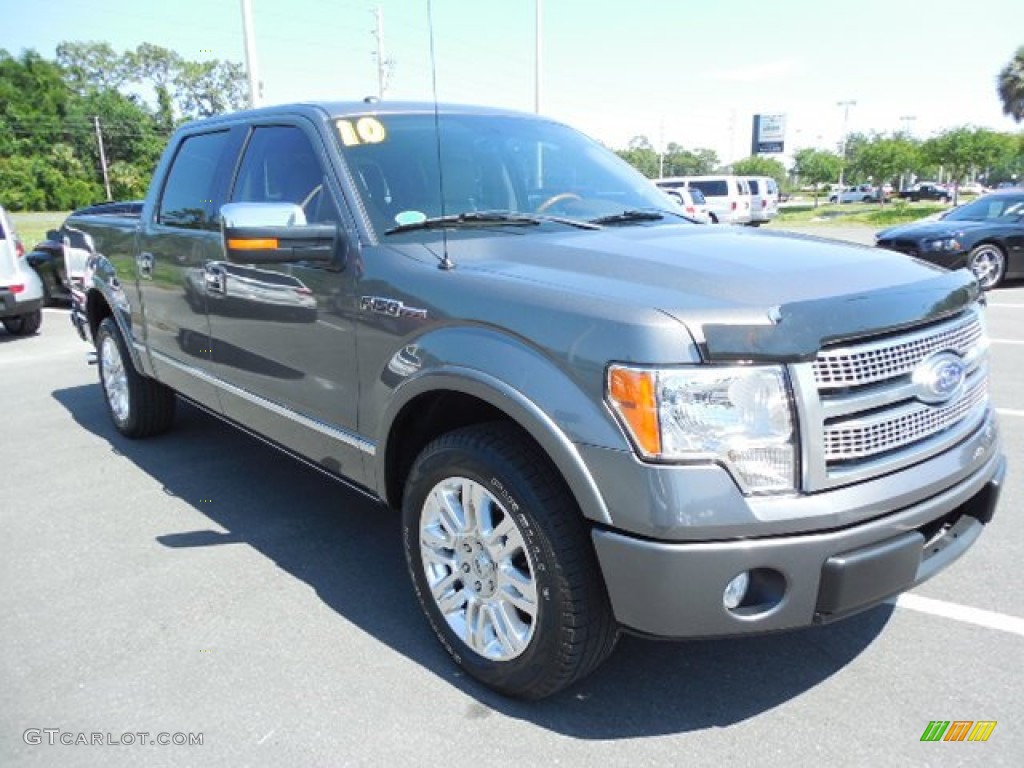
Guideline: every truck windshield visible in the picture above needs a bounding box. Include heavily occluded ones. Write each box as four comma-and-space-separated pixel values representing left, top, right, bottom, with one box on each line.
333, 113, 680, 237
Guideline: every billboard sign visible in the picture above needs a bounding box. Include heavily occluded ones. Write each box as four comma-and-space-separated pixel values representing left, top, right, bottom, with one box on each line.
752, 114, 786, 154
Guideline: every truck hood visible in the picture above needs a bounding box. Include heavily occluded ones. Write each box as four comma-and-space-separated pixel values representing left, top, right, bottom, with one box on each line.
442, 224, 979, 362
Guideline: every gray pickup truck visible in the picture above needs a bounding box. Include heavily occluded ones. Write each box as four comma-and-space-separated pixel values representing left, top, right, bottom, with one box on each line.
67, 101, 1004, 699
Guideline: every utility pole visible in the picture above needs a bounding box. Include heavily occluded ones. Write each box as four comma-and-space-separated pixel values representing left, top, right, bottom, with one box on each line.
899, 114, 916, 136
93, 116, 112, 201
534, 0, 543, 113
372, 7, 394, 100
836, 99, 857, 193
240, 0, 261, 107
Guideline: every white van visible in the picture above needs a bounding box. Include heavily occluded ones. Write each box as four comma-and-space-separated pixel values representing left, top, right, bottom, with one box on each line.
744, 176, 779, 226
655, 175, 752, 225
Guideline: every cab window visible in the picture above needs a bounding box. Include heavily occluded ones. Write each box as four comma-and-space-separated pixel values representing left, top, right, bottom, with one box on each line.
157, 131, 231, 230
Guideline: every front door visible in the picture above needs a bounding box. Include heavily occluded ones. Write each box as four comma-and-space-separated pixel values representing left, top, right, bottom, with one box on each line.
203, 121, 366, 481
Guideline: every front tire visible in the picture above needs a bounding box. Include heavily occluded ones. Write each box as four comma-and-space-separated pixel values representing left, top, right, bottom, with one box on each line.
967, 243, 1006, 290
2, 310, 42, 336
402, 423, 618, 699
96, 317, 176, 437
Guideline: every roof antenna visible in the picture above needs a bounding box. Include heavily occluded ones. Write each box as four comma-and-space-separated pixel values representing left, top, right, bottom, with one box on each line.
427, 0, 454, 271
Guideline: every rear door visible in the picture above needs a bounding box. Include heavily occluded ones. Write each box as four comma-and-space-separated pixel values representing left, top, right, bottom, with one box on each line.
136, 128, 242, 410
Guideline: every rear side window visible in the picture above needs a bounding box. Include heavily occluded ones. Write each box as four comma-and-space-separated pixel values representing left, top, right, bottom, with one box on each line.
690, 180, 728, 197
689, 188, 706, 204
748, 179, 761, 194
157, 131, 231, 230
767, 179, 778, 194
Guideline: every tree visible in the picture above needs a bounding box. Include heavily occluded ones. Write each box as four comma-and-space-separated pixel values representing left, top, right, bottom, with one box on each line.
792, 148, 841, 206
128, 43, 184, 130
731, 156, 787, 187
172, 60, 248, 119
663, 144, 718, 176
996, 45, 1024, 123
56, 41, 129, 93
615, 135, 660, 178
849, 136, 919, 203
923, 126, 1018, 203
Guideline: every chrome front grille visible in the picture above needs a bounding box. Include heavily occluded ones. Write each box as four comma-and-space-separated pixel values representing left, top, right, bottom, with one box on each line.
823, 376, 987, 461
814, 312, 984, 389
792, 305, 991, 491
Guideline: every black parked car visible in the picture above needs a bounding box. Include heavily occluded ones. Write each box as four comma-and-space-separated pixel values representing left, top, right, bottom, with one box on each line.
875, 190, 1024, 289
896, 182, 952, 202
26, 201, 144, 304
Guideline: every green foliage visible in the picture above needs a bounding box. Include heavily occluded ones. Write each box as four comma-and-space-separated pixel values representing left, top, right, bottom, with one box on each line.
0, 41, 249, 211
849, 135, 919, 192
731, 156, 786, 186
615, 136, 718, 179
997, 45, 1024, 123
792, 148, 842, 205
922, 126, 1019, 201
615, 136, 659, 178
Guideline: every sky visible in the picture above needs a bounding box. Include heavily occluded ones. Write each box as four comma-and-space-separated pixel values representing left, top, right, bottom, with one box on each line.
1, 0, 1021, 166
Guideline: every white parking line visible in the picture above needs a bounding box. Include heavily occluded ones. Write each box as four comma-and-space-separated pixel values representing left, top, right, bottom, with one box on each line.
989, 338, 1024, 345
889, 594, 1024, 637
997, 408, 1024, 417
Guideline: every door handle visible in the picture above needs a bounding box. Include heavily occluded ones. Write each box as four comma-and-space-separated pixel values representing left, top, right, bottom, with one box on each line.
137, 252, 154, 279
204, 264, 226, 294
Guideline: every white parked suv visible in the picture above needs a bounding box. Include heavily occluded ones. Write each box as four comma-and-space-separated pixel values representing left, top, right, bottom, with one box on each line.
0, 205, 44, 336
656, 175, 752, 225
659, 186, 712, 223
744, 176, 779, 226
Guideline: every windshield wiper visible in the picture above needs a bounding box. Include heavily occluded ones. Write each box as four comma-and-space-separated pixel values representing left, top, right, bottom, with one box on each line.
588, 209, 666, 226
385, 210, 602, 235
385, 211, 541, 235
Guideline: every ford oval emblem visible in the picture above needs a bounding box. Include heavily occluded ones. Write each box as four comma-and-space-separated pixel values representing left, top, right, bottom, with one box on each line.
912, 352, 966, 404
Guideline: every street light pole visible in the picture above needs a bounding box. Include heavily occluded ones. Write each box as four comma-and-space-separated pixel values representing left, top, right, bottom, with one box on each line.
899, 114, 916, 136
836, 99, 856, 196
240, 0, 261, 108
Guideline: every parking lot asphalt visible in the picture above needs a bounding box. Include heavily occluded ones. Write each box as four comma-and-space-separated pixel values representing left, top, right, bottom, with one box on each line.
2, 242, 1022, 766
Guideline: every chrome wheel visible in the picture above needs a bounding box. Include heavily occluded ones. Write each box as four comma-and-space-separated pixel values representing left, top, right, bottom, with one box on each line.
419, 477, 537, 661
968, 244, 1005, 290
100, 334, 130, 424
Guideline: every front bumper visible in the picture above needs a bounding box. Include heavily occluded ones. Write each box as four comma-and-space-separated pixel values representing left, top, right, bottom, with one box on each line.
593, 450, 1004, 638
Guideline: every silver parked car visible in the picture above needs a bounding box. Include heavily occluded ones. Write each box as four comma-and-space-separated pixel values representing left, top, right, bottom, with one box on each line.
0, 205, 44, 336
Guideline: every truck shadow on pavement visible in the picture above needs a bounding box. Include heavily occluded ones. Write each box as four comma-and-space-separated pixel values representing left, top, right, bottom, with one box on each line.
53, 384, 892, 739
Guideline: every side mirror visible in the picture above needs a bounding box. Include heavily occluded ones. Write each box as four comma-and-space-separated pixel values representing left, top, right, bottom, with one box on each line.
220, 202, 340, 266
46, 229, 61, 242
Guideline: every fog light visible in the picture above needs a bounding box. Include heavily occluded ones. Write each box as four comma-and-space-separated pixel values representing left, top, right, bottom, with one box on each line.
723, 571, 750, 610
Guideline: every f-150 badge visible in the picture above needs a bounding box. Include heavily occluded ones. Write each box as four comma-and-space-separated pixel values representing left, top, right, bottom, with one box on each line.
360, 296, 428, 320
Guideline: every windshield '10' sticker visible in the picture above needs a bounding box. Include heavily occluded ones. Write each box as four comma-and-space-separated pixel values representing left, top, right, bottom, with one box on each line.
336, 117, 387, 146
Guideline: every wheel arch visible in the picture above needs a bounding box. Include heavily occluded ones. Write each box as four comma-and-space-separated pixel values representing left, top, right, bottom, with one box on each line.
378, 369, 614, 527
85, 284, 149, 376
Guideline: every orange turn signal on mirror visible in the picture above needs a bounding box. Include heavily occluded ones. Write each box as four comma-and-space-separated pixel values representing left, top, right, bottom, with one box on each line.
607, 366, 661, 456
228, 238, 278, 250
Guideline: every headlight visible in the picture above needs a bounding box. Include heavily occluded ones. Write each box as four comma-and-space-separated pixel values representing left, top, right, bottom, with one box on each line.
607, 364, 797, 494
922, 236, 962, 252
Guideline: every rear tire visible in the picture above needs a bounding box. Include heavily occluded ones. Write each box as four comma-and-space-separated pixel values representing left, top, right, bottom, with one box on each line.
96, 316, 176, 437
2, 310, 42, 336
402, 422, 618, 699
